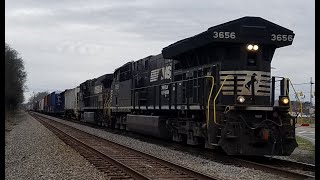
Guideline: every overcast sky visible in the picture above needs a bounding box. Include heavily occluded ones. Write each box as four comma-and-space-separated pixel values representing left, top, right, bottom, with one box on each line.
5, 0, 315, 103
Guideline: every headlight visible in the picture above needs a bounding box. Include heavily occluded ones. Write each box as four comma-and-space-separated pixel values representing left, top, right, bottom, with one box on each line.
247, 44, 259, 51
237, 96, 246, 103
279, 96, 289, 105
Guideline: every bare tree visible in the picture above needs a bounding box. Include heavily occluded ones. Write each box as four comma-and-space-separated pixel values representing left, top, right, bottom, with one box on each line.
5, 43, 27, 111
28, 91, 50, 104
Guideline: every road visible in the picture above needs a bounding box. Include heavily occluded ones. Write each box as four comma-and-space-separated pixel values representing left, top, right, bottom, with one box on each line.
295, 126, 315, 145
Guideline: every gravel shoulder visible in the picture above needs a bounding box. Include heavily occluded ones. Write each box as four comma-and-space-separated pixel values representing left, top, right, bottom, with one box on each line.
5, 112, 107, 180
38, 113, 293, 180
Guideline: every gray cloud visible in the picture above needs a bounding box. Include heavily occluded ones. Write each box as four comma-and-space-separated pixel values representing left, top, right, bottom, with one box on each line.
5, 0, 315, 102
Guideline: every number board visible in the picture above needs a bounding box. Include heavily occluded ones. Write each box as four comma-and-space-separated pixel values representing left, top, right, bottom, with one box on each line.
270, 34, 294, 42
213, 31, 236, 39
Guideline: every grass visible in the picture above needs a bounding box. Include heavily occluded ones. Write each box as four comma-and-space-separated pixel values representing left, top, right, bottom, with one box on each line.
296, 136, 315, 152
290, 136, 315, 164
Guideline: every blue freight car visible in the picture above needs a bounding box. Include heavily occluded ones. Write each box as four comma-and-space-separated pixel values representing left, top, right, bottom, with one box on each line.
48, 91, 65, 115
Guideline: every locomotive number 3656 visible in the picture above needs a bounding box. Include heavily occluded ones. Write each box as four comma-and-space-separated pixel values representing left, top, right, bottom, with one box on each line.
213, 31, 236, 39
271, 34, 293, 42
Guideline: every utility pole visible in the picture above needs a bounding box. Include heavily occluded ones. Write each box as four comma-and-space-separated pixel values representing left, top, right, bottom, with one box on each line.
309, 77, 314, 118
310, 77, 312, 105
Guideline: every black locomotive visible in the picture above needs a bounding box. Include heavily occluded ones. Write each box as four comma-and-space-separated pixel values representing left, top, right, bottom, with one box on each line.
35, 16, 299, 156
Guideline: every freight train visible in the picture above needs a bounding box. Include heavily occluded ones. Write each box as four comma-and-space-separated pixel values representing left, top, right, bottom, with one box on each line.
31, 16, 300, 156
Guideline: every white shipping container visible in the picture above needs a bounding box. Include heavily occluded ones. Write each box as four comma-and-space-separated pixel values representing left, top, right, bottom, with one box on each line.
65, 87, 80, 110
39, 99, 44, 111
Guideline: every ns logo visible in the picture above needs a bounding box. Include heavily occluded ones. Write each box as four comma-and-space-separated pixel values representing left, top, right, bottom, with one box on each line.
241, 72, 270, 96
150, 65, 172, 82
220, 71, 270, 96
245, 73, 258, 91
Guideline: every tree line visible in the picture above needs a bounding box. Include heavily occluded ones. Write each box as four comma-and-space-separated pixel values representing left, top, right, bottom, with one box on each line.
5, 43, 27, 112
28, 91, 50, 104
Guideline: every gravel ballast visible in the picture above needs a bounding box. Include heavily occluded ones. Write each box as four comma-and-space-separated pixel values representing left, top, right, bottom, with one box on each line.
38, 113, 292, 180
5, 112, 107, 180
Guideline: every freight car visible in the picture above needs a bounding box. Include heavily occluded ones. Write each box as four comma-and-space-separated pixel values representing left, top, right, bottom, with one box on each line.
33, 16, 299, 156
38, 98, 44, 113
45, 91, 64, 115
44, 94, 50, 113
64, 87, 80, 119
32, 101, 39, 112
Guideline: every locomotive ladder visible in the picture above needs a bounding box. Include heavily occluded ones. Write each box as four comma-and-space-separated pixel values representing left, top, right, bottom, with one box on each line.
204, 75, 231, 128
286, 78, 303, 122
103, 94, 112, 118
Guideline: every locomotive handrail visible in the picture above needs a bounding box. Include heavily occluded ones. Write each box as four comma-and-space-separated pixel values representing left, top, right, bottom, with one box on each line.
204, 76, 214, 128
83, 92, 109, 99
131, 76, 207, 91
213, 75, 232, 125
131, 76, 218, 122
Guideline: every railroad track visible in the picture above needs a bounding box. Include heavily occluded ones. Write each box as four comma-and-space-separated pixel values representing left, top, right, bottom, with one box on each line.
30, 112, 219, 180
229, 156, 315, 180
31, 112, 315, 180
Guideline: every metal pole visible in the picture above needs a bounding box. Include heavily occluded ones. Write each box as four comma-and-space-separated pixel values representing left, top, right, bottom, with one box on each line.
271, 77, 275, 106
310, 77, 313, 106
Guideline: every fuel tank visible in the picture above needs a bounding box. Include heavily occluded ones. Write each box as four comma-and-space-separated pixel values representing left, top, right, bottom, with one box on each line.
126, 114, 171, 139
